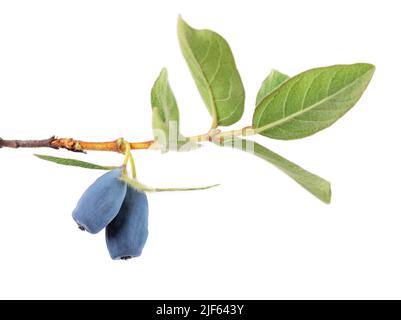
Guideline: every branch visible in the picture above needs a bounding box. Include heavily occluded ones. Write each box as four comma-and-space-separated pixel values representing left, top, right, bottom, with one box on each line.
0, 136, 57, 149
0, 126, 254, 153
0, 136, 154, 153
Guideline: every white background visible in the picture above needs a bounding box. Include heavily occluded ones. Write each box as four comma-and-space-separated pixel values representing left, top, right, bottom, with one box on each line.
0, 0, 399, 299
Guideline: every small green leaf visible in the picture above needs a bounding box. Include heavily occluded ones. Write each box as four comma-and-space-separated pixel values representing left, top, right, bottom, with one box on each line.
177, 16, 245, 127
216, 138, 331, 203
255, 69, 289, 105
151, 68, 191, 152
34, 154, 117, 170
121, 175, 219, 193
151, 68, 180, 130
252, 63, 375, 140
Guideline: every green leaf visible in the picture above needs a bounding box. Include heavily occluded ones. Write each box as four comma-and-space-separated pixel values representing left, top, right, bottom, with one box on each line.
177, 16, 245, 127
216, 138, 331, 203
121, 175, 219, 193
255, 69, 289, 105
151, 68, 180, 131
151, 68, 191, 152
252, 63, 375, 140
34, 154, 117, 170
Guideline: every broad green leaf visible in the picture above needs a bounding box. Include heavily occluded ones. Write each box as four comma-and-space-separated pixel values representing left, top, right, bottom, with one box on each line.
151, 68, 191, 152
216, 138, 331, 203
255, 69, 289, 105
252, 63, 375, 140
34, 154, 117, 170
177, 16, 245, 127
121, 175, 219, 193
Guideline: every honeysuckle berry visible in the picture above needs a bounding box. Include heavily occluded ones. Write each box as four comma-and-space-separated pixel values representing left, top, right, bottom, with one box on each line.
106, 187, 149, 260
72, 168, 127, 234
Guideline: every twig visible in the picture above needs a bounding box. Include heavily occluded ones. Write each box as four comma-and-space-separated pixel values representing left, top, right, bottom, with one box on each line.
0, 126, 254, 154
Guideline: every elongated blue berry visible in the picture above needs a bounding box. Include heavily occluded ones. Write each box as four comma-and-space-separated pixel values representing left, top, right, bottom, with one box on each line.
72, 168, 127, 234
106, 187, 149, 260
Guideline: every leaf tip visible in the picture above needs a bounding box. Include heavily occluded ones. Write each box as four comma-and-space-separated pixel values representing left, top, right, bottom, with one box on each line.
321, 182, 332, 204
205, 183, 220, 190
177, 15, 195, 35
160, 67, 168, 77
355, 62, 376, 76
33, 153, 46, 161
364, 63, 376, 70
177, 14, 187, 29
33, 154, 45, 163
368, 63, 376, 76
363, 63, 376, 75
270, 69, 286, 76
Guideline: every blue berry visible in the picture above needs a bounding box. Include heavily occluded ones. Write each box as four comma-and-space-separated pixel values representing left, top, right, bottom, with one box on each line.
106, 187, 149, 260
72, 168, 127, 234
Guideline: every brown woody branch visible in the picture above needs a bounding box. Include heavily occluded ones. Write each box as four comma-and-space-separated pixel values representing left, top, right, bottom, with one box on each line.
0, 136, 58, 149
0, 136, 154, 153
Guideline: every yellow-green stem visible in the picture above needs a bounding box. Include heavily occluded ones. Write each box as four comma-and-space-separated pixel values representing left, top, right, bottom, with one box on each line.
129, 152, 137, 178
